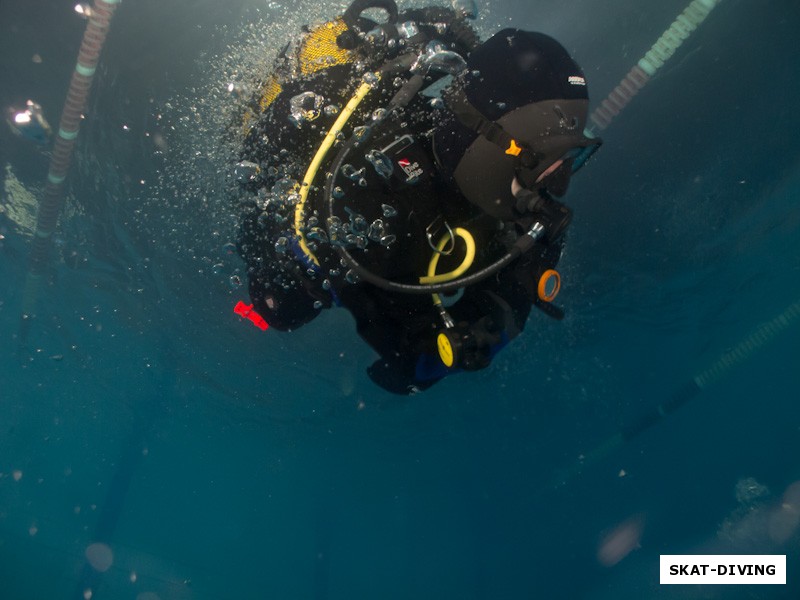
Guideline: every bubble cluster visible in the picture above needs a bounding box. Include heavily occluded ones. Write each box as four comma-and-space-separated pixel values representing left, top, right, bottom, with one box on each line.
141, 10, 342, 291
289, 91, 325, 128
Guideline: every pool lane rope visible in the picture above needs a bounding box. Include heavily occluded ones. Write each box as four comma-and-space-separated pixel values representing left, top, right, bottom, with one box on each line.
548, 0, 800, 489
633, 302, 800, 443
589, 0, 723, 132
21, 0, 121, 318
551, 300, 800, 489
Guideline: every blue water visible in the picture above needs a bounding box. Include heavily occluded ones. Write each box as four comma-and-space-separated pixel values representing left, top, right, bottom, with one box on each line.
1, 0, 799, 598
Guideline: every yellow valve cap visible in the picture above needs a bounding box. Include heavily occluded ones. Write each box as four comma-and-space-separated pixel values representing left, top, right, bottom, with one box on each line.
437, 332, 455, 368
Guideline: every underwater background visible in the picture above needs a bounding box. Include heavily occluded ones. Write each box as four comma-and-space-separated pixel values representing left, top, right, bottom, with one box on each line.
1, 0, 799, 598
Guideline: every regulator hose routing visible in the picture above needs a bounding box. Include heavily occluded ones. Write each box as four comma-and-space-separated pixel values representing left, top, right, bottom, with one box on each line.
324, 130, 546, 294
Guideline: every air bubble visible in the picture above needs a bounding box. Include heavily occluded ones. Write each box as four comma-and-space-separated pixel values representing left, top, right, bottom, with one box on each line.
351, 214, 368, 234
341, 164, 366, 181
307, 228, 328, 242
233, 161, 260, 183
85, 543, 113, 573
368, 219, 385, 241
289, 91, 325, 128
227, 82, 247, 97
272, 177, 296, 198
452, 0, 478, 19
362, 72, 379, 88
365, 27, 386, 46
274, 237, 288, 254
352, 125, 371, 141
365, 149, 394, 179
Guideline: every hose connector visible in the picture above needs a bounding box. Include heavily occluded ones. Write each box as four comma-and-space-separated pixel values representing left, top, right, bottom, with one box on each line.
435, 304, 455, 329
526, 221, 546, 241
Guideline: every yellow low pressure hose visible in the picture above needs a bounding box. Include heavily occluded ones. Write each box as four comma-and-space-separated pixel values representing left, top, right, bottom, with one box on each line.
294, 77, 377, 265
421, 227, 476, 306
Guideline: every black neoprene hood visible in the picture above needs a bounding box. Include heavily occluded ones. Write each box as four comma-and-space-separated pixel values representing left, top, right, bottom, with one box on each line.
433, 28, 593, 220
463, 28, 588, 118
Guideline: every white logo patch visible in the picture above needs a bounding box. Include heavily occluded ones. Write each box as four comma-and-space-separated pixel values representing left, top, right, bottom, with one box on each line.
568, 75, 586, 86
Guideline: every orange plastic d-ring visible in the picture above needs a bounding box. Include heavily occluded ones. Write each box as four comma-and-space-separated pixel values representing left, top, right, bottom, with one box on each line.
537, 269, 561, 302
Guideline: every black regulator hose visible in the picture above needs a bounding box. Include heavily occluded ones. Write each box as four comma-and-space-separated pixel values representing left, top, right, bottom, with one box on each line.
324, 134, 546, 295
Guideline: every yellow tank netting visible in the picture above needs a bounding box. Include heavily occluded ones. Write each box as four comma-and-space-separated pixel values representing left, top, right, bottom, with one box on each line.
297, 18, 352, 76
242, 73, 282, 133
245, 19, 352, 130
258, 75, 283, 112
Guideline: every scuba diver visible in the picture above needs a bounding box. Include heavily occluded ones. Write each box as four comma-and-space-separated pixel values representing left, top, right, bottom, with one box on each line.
236, 0, 601, 394
5, 100, 52, 145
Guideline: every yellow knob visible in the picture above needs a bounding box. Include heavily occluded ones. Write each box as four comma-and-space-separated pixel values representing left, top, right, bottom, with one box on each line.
437, 332, 455, 367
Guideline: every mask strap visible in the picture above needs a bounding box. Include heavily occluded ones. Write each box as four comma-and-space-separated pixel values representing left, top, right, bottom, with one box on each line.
443, 87, 542, 169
